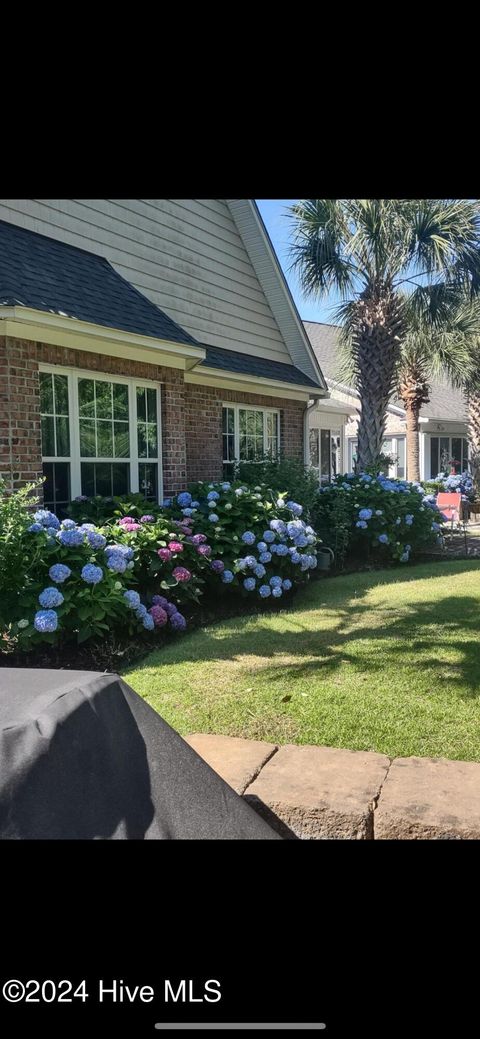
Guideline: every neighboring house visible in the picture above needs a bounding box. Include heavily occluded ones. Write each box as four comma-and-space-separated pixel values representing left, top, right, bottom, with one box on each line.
0, 200, 328, 512
304, 320, 470, 482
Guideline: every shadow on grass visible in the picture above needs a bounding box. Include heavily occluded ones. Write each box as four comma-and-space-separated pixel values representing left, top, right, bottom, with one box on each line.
132, 561, 480, 698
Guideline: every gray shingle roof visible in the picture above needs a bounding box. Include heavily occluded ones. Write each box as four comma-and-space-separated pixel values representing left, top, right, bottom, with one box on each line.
0, 218, 199, 347
304, 320, 467, 422
200, 343, 324, 389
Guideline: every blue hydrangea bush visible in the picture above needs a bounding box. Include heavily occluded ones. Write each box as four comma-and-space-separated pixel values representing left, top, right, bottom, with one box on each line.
163, 480, 319, 602
312, 472, 445, 565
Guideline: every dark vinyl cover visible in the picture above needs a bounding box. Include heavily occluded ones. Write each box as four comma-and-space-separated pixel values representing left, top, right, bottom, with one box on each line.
0, 669, 279, 841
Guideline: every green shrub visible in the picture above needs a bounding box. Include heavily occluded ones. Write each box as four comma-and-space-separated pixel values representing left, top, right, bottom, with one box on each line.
312, 472, 445, 566
234, 457, 319, 519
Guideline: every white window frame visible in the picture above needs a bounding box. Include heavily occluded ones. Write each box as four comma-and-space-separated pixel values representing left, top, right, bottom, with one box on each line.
222, 403, 280, 464
309, 426, 342, 484
427, 434, 469, 480
39, 364, 163, 502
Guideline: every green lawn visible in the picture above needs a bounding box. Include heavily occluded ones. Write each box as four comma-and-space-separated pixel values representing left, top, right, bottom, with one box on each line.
124, 561, 480, 761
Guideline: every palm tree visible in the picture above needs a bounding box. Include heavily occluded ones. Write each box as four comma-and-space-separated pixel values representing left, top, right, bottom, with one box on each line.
290, 200, 480, 471
398, 293, 480, 480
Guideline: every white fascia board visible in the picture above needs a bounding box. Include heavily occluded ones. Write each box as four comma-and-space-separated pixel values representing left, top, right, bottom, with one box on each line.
226, 200, 328, 392
314, 397, 357, 416
0, 306, 206, 371
185, 366, 322, 402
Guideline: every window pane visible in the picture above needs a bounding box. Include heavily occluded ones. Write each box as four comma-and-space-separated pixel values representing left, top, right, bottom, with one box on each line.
97, 422, 113, 458
137, 422, 147, 458
54, 374, 69, 415
452, 438, 462, 473
139, 463, 157, 500
223, 462, 235, 480
43, 462, 70, 517
255, 411, 263, 436
40, 373, 53, 415
239, 435, 247, 460
95, 463, 112, 497
348, 439, 358, 471
321, 429, 331, 481
430, 437, 439, 477
239, 410, 247, 434
55, 416, 70, 457
114, 421, 130, 458
309, 429, 319, 468
78, 378, 95, 417
396, 437, 406, 479
253, 437, 264, 460
41, 415, 55, 456
331, 430, 341, 477
439, 437, 450, 470
95, 381, 112, 419
81, 463, 95, 497
136, 386, 146, 421
112, 463, 129, 496
146, 424, 158, 458
463, 438, 469, 471
80, 419, 96, 457
113, 383, 129, 420
147, 388, 157, 423
42, 461, 54, 505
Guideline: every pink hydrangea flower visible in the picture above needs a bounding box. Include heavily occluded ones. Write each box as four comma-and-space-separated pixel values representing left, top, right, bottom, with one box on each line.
168, 541, 183, 553
197, 544, 211, 557
118, 516, 135, 525
173, 566, 191, 582
122, 522, 141, 532
191, 533, 208, 545
157, 548, 172, 562
149, 605, 168, 627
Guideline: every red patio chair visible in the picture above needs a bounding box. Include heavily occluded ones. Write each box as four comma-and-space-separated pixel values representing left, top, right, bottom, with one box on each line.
436, 492, 468, 555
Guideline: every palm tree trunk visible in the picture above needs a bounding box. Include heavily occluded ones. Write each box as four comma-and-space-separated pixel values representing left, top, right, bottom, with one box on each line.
405, 401, 421, 481
467, 388, 480, 493
354, 292, 405, 470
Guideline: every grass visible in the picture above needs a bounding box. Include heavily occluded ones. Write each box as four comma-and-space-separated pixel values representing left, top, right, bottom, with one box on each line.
124, 561, 480, 762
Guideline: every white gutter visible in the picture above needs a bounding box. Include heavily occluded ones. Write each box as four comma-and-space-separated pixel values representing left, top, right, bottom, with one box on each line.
303, 399, 319, 465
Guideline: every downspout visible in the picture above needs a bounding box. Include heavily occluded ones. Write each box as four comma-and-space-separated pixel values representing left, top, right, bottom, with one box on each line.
303, 398, 320, 466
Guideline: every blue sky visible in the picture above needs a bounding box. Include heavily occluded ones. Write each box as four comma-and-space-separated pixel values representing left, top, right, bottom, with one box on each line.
256, 199, 340, 324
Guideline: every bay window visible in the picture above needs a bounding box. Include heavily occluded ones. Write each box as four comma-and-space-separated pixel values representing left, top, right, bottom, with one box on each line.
40, 367, 162, 509
222, 405, 279, 477
309, 427, 342, 484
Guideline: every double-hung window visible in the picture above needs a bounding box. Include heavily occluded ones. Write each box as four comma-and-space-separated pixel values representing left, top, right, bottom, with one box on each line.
39, 367, 162, 512
222, 404, 280, 477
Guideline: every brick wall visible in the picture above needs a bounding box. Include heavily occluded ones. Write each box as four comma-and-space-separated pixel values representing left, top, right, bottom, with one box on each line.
0, 335, 307, 498
185, 382, 305, 483
0, 337, 42, 489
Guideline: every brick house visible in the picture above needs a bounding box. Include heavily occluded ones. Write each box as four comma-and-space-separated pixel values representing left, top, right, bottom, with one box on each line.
304, 320, 470, 482
0, 201, 328, 511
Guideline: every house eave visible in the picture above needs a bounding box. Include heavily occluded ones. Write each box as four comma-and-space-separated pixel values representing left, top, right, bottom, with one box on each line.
185, 365, 325, 402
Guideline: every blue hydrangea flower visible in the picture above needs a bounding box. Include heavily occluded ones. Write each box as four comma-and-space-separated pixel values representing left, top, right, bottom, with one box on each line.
270, 519, 286, 535
81, 564, 103, 585
221, 570, 234, 583
87, 531, 107, 549
286, 520, 304, 538
405, 514, 414, 526
359, 474, 372, 483
243, 577, 256, 591
375, 510, 383, 516
291, 551, 302, 563
58, 528, 85, 547
177, 492, 192, 507
49, 563, 71, 583
221, 482, 231, 491
270, 544, 277, 554
34, 509, 60, 529
405, 544, 411, 551
106, 553, 127, 573
257, 542, 267, 553
78, 523, 96, 532
263, 530, 275, 543
275, 544, 289, 557
207, 490, 220, 501
142, 613, 155, 630
294, 534, 308, 548
60, 519, 77, 530
356, 520, 368, 529
272, 586, 283, 598
241, 531, 256, 545
162, 498, 172, 508
286, 500, 303, 516
378, 534, 389, 544
282, 579, 292, 590
358, 508, 373, 520
269, 576, 282, 588
276, 498, 286, 508
254, 564, 266, 579
395, 517, 401, 525
431, 522, 441, 532
259, 584, 271, 597
124, 590, 141, 609
39, 587, 64, 608
34, 609, 58, 633
191, 500, 200, 508
28, 523, 43, 533
209, 514, 219, 523
170, 612, 187, 631
259, 552, 272, 563
105, 544, 133, 560
244, 555, 257, 569
135, 604, 148, 620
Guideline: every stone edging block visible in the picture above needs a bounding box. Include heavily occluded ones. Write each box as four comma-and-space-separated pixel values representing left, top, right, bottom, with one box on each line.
185, 733, 277, 795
